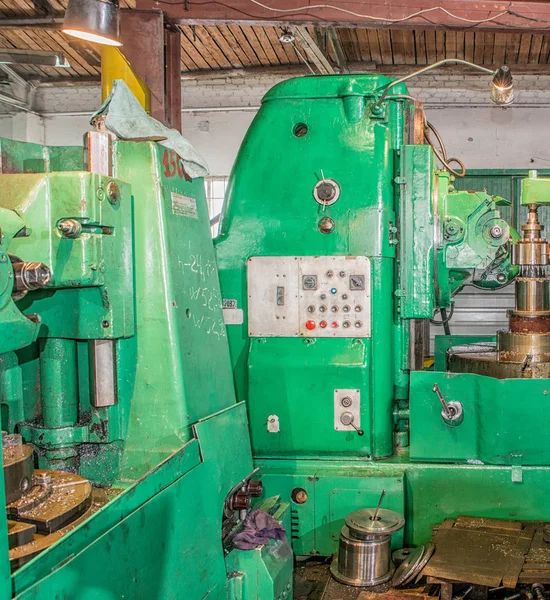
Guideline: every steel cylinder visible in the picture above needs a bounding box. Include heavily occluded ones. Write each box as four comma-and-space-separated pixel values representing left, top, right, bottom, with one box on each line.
39, 338, 79, 428
516, 278, 549, 312
333, 527, 392, 586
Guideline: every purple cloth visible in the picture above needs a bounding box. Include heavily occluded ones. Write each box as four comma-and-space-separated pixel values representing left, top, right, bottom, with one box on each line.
233, 509, 287, 550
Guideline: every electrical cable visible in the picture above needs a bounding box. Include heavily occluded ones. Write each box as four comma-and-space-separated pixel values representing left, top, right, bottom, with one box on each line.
430, 304, 454, 326
246, 1, 508, 24
424, 120, 466, 178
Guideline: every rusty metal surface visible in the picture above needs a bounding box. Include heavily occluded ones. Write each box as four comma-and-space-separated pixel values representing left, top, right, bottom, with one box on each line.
424, 516, 535, 588
7, 521, 35, 550
120, 10, 166, 124
510, 313, 550, 334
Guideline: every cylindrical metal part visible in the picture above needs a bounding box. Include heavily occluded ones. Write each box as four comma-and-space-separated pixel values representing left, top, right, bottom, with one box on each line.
516, 278, 549, 312
497, 331, 550, 363
12, 261, 51, 292
331, 508, 404, 587
512, 241, 549, 266
331, 526, 392, 586
39, 338, 79, 428
3, 441, 33, 505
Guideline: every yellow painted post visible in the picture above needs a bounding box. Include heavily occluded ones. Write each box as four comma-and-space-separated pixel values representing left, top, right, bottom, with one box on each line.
101, 46, 151, 111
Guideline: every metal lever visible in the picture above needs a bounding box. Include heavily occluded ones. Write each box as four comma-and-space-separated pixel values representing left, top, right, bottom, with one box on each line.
340, 411, 364, 436
432, 383, 464, 426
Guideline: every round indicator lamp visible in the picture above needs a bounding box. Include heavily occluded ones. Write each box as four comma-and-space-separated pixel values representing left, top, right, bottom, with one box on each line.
332, 321, 339, 328
331, 288, 337, 294
320, 321, 327, 328
305, 320, 316, 331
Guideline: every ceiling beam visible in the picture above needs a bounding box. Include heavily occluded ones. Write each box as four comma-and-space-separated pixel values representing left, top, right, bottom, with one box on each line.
0, 17, 63, 29
327, 28, 348, 73
289, 26, 334, 74
136, 0, 550, 34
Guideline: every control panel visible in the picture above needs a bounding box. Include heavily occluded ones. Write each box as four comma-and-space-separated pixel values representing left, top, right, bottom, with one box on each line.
247, 256, 371, 337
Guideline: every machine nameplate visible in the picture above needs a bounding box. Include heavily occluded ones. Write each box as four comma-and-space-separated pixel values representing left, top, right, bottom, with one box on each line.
247, 256, 371, 337
171, 192, 198, 219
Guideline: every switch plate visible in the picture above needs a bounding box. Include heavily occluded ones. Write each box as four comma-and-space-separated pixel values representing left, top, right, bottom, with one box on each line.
334, 389, 361, 432
247, 256, 371, 337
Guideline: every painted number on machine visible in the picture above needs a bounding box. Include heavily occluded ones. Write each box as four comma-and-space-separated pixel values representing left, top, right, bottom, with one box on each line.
223, 299, 237, 309
162, 149, 186, 179
172, 192, 198, 219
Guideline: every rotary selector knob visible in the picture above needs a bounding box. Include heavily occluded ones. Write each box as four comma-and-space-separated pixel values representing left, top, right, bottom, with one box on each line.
313, 179, 341, 206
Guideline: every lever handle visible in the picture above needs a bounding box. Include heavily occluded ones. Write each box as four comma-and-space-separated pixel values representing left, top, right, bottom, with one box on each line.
432, 383, 464, 426
340, 412, 364, 436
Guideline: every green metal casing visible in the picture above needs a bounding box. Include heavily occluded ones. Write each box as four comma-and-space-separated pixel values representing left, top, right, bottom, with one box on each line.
216, 74, 550, 557
0, 138, 292, 599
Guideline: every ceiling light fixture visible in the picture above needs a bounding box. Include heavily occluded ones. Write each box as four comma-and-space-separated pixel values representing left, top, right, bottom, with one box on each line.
63, 0, 122, 47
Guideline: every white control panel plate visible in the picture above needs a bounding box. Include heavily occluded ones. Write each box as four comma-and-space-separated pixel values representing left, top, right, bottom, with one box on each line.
247, 256, 371, 337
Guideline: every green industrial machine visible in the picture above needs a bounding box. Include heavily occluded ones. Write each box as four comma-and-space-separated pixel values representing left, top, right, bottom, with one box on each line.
215, 73, 550, 558
0, 131, 293, 598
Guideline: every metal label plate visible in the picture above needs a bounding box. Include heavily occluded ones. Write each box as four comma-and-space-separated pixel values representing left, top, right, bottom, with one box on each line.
247, 256, 371, 338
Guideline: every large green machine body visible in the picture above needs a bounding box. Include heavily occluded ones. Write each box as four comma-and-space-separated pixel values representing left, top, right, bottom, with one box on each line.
215, 74, 550, 556
0, 137, 292, 599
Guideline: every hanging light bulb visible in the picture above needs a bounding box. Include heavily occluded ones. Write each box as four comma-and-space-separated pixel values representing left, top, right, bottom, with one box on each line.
491, 66, 514, 106
63, 0, 122, 47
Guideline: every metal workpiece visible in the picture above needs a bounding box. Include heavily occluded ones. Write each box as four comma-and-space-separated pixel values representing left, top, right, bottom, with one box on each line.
331, 506, 405, 587
515, 278, 550, 312
498, 331, 550, 363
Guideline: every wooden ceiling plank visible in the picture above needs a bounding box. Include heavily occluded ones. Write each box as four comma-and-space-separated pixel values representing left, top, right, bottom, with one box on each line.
216, 25, 254, 67
194, 25, 232, 69
445, 30, 456, 59
377, 30, 392, 65
180, 25, 220, 69
264, 26, 291, 65
0, 31, 35, 77
473, 32, 484, 65
455, 31, 465, 60
425, 30, 436, 63
366, 29, 381, 65
228, 25, 263, 66
43, 31, 97, 75
179, 42, 200, 72
206, 25, 244, 68
337, 28, 356, 62
483, 32, 495, 64
529, 34, 543, 64
493, 33, 506, 66
0, 28, 54, 78
251, 26, 280, 66
505, 33, 521, 64
518, 33, 532, 64
540, 36, 550, 64
239, 25, 271, 67
402, 30, 415, 65
355, 27, 371, 63
177, 26, 211, 70
464, 32, 474, 63
435, 30, 445, 61
391, 31, 404, 65
414, 31, 426, 66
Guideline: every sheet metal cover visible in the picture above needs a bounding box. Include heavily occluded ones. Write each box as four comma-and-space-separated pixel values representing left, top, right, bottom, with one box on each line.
345, 508, 405, 537
424, 516, 535, 588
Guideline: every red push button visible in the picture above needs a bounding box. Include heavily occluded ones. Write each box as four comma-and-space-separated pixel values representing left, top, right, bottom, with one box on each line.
320, 321, 327, 328
332, 321, 339, 328
305, 320, 316, 331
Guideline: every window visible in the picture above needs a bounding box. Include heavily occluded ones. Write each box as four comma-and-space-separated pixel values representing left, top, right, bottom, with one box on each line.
204, 176, 229, 237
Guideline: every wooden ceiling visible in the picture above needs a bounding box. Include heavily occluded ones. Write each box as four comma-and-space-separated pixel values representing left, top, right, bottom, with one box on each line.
0, 1, 549, 82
